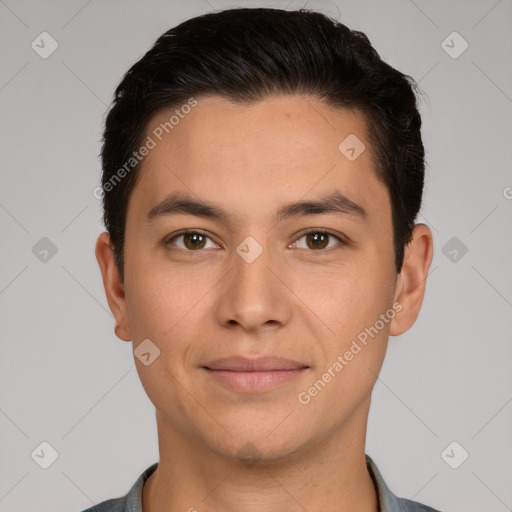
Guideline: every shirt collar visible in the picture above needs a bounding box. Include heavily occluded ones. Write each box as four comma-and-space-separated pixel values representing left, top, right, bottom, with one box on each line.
366, 454, 410, 511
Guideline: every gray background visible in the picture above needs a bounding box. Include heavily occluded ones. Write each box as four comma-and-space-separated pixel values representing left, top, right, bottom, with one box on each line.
0, 0, 511, 511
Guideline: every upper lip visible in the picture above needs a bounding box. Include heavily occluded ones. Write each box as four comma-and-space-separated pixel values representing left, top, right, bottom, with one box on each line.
204, 357, 308, 371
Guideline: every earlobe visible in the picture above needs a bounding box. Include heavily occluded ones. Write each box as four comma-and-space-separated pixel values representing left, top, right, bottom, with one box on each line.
389, 223, 434, 337
95, 232, 132, 342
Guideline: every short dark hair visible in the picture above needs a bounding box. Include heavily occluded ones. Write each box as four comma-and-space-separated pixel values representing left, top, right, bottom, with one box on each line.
100, 7, 426, 283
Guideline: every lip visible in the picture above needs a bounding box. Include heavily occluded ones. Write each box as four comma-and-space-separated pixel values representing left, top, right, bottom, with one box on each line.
204, 356, 307, 371
203, 357, 309, 393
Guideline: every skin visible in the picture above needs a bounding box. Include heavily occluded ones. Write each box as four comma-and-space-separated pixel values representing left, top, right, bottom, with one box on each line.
96, 94, 433, 512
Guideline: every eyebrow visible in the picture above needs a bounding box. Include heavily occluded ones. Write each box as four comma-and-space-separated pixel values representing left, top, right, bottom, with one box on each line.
146, 189, 367, 224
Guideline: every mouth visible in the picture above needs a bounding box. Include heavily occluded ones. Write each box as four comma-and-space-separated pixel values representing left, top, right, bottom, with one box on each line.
203, 357, 309, 393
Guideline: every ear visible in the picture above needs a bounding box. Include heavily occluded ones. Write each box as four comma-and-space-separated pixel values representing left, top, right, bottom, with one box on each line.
389, 223, 434, 336
95, 232, 131, 341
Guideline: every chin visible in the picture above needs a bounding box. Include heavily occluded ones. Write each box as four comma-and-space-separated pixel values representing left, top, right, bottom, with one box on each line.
206, 428, 306, 467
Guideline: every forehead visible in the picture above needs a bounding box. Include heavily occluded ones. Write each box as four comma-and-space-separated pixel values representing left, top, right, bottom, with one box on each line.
128, 94, 390, 229
144, 94, 372, 167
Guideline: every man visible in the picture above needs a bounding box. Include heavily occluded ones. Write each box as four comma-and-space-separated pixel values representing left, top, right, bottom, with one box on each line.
89, 7, 438, 512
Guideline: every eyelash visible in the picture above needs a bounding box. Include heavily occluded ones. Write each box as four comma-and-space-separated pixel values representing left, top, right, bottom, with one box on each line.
164, 228, 346, 253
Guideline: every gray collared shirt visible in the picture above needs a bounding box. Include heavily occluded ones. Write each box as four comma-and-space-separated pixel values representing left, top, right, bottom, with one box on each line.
81, 454, 441, 512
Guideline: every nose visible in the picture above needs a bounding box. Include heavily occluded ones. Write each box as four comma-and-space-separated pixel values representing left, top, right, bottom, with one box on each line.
214, 236, 292, 333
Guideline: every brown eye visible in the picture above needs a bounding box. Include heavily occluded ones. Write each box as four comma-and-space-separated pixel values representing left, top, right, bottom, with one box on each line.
305, 232, 329, 250
166, 231, 218, 251
290, 230, 344, 251
183, 232, 206, 250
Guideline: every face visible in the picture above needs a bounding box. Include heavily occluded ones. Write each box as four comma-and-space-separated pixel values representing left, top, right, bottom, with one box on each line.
97, 94, 431, 462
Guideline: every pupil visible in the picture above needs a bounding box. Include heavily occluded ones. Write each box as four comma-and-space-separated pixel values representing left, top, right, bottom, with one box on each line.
309, 233, 327, 249
186, 233, 205, 249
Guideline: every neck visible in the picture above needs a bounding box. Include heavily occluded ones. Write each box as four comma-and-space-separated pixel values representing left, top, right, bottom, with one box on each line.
142, 409, 379, 512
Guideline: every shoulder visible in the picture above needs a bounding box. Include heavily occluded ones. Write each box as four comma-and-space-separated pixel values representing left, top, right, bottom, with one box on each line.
396, 496, 443, 511
80, 496, 126, 512
365, 454, 443, 512
79, 462, 158, 512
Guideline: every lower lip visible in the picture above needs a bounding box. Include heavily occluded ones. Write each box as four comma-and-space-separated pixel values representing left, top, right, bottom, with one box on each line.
205, 368, 308, 393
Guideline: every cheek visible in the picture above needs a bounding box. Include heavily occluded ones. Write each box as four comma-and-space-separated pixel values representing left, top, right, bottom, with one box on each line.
124, 254, 215, 349
298, 258, 394, 343
124, 266, 201, 405
124, 257, 174, 341
294, 263, 393, 419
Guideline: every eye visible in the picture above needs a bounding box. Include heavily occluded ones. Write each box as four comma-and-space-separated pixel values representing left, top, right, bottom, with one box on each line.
165, 228, 345, 252
165, 230, 220, 251
289, 229, 345, 251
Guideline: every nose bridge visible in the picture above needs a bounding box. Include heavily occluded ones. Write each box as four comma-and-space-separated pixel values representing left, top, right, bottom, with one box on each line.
216, 234, 291, 330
